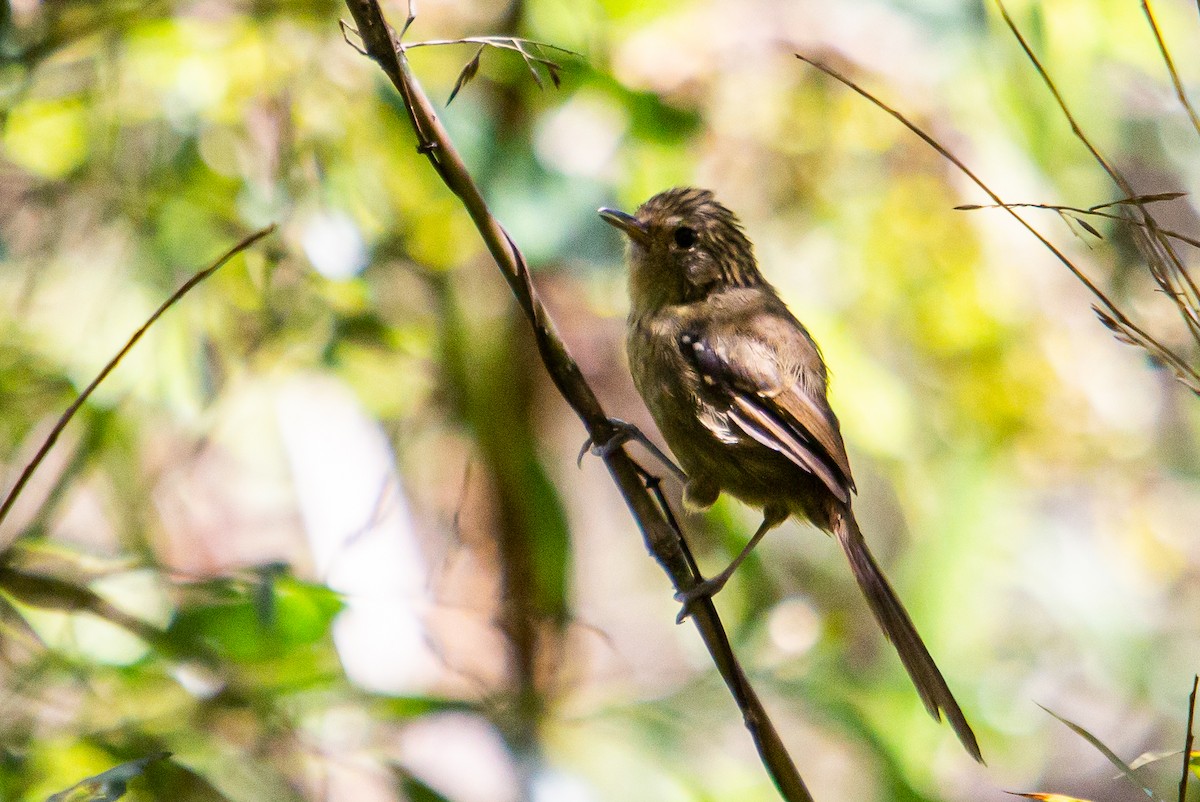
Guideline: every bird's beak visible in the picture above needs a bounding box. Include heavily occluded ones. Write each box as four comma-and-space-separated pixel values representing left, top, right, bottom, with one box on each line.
599, 207, 649, 245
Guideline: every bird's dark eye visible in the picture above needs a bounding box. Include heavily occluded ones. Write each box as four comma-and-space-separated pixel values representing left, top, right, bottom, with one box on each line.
673, 226, 697, 249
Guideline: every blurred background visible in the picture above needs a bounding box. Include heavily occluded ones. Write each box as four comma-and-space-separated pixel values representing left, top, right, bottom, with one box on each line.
1, 0, 1199, 800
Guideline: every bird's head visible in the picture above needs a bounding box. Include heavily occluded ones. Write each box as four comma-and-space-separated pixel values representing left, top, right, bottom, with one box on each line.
600, 187, 763, 313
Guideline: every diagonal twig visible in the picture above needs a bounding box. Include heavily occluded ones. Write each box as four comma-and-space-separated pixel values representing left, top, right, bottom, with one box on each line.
1141, 0, 1200, 142
341, 2, 815, 799
794, 52, 1200, 393
0, 225, 276, 537
994, 0, 1200, 362
956, 199, 1200, 251
413, 37, 576, 105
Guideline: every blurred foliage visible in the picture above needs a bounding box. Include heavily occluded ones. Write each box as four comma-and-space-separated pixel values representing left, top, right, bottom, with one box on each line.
1, 0, 1200, 801
46, 751, 170, 802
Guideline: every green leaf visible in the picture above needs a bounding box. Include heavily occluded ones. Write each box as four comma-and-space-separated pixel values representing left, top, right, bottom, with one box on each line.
169, 572, 342, 663
388, 765, 452, 802
447, 45, 485, 106
371, 694, 477, 720
47, 752, 170, 802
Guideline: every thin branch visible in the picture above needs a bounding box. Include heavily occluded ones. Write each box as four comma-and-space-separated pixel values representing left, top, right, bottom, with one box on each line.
995, 0, 1200, 362
0, 562, 215, 664
404, 36, 578, 58
0, 225, 276, 535
420, 37, 576, 105
1137, 0, 1200, 329
341, 2, 814, 798
994, 0, 1122, 186
1142, 0, 1200, 142
958, 197, 1200, 345
794, 53, 1200, 393
1181, 675, 1198, 802
957, 198, 1200, 251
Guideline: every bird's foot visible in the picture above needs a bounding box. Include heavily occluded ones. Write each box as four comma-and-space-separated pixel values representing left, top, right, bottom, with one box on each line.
577, 418, 686, 481
577, 418, 638, 464
673, 573, 730, 624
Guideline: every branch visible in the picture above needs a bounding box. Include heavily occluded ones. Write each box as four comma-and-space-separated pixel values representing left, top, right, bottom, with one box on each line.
993, 0, 1200, 378
794, 53, 1200, 394
1181, 676, 1198, 802
1141, 0, 1200, 143
340, 2, 814, 799
0, 225, 276, 538
955, 198, 1200, 252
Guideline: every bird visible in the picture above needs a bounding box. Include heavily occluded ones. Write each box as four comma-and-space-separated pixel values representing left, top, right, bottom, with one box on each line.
599, 186, 983, 762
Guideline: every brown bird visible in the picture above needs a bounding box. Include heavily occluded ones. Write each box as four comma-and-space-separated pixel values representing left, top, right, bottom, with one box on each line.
600, 187, 982, 762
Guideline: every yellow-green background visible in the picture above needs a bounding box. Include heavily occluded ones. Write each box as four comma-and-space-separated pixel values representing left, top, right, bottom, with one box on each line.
1, 0, 1198, 800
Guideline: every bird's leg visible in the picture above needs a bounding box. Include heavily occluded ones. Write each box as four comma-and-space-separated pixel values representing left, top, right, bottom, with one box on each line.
674, 505, 788, 623
577, 418, 687, 481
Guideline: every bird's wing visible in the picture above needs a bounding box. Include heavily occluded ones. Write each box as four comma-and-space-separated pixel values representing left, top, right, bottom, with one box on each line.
681, 311, 855, 503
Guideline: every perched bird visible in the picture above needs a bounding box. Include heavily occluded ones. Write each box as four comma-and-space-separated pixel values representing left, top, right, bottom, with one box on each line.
599, 187, 982, 762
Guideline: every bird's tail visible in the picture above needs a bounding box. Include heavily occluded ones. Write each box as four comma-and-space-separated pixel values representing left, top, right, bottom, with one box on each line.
832, 505, 984, 763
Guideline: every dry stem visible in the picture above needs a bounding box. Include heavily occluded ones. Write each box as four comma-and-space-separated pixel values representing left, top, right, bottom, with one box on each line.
341, 2, 814, 799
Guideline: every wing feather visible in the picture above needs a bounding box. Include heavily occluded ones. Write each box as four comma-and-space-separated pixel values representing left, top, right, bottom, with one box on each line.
728, 394, 849, 503
681, 308, 855, 500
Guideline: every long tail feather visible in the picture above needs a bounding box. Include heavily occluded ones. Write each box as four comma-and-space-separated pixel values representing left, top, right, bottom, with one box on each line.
833, 506, 984, 763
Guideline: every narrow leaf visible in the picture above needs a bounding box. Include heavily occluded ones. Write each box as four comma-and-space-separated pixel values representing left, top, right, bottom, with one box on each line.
1129, 750, 1182, 771
524, 56, 545, 88
1093, 306, 1139, 345
1117, 191, 1187, 205
1072, 216, 1103, 238
1090, 192, 1187, 212
1040, 705, 1166, 802
446, 44, 485, 106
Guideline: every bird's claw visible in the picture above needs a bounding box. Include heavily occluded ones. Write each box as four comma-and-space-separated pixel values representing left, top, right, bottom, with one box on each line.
576, 418, 687, 482
673, 576, 727, 624
577, 419, 647, 466
576, 438, 593, 468
578, 417, 628, 465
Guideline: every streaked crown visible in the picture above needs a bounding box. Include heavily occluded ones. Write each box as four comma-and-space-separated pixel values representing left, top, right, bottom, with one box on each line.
600, 187, 765, 312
